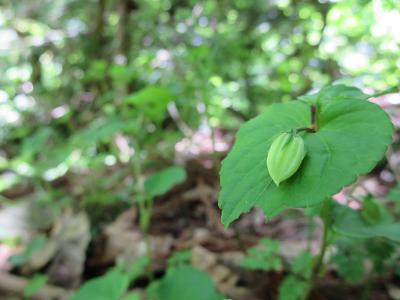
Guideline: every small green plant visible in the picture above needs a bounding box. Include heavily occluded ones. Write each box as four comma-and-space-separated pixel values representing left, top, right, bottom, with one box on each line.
134, 165, 187, 280
70, 251, 223, 300
219, 84, 399, 299
8, 235, 47, 267
123, 85, 188, 280
69, 257, 148, 300
241, 238, 282, 271
24, 274, 48, 298
147, 264, 223, 300
141, 166, 187, 232
147, 250, 226, 300
278, 251, 313, 300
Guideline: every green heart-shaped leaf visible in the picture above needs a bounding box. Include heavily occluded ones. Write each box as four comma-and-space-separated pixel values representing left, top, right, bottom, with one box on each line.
219, 85, 393, 226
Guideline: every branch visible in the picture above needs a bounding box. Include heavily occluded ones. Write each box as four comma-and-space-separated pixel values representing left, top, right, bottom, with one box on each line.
0, 272, 70, 300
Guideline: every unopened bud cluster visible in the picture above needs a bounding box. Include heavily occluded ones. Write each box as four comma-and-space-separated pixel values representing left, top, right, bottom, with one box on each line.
267, 132, 306, 186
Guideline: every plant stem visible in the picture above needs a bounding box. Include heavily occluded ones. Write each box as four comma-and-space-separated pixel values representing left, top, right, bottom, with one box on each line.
370, 85, 399, 98
310, 105, 318, 131
312, 216, 329, 277
296, 127, 316, 133
302, 211, 330, 300
131, 137, 154, 281
362, 273, 373, 300
297, 105, 318, 133
306, 218, 315, 252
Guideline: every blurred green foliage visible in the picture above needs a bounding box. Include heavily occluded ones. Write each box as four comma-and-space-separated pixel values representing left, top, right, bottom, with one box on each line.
0, 1, 398, 213
241, 238, 282, 271
147, 265, 223, 300
24, 274, 48, 298
1, 0, 399, 199
278, 251, 313, 300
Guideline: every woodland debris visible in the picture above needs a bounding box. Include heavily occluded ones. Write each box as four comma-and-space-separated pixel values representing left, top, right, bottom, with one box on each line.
94, 208, 173, 270
46, 210, 91, 288
0, 200, 53, 242
191, 246, 252, 298
0, 272, 70, 300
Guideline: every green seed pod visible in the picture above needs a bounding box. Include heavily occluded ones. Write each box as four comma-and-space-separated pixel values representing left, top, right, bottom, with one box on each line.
267, 132, 306, 186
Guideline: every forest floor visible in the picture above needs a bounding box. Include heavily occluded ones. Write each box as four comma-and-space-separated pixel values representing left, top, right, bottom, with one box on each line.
1, 96, 400, 300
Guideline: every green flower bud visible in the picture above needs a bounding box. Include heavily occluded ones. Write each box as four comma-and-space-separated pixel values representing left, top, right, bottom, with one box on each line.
267, 132, 306, 186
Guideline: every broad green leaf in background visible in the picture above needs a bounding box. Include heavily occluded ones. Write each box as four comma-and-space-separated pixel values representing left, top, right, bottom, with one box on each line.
148, 265, 223, 300
362, 197, 394, 223
69, 268, 129, 300
24, 274, 48, 298
219, 85, 393, 226
144, 166, 187, 198
361, 197, 384, 225
331, 249, 365, 283
333, 204, 400, 242
241, 238, 282, 271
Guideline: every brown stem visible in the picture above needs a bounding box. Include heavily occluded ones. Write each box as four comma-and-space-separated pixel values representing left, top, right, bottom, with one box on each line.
310, 105, 318, 131
296, 105, 318, 133
296, 127, 316, 133
302, 211, 330, 300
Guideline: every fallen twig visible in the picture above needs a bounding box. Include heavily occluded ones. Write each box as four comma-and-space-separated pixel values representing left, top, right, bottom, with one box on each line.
0, 272, 70, 300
